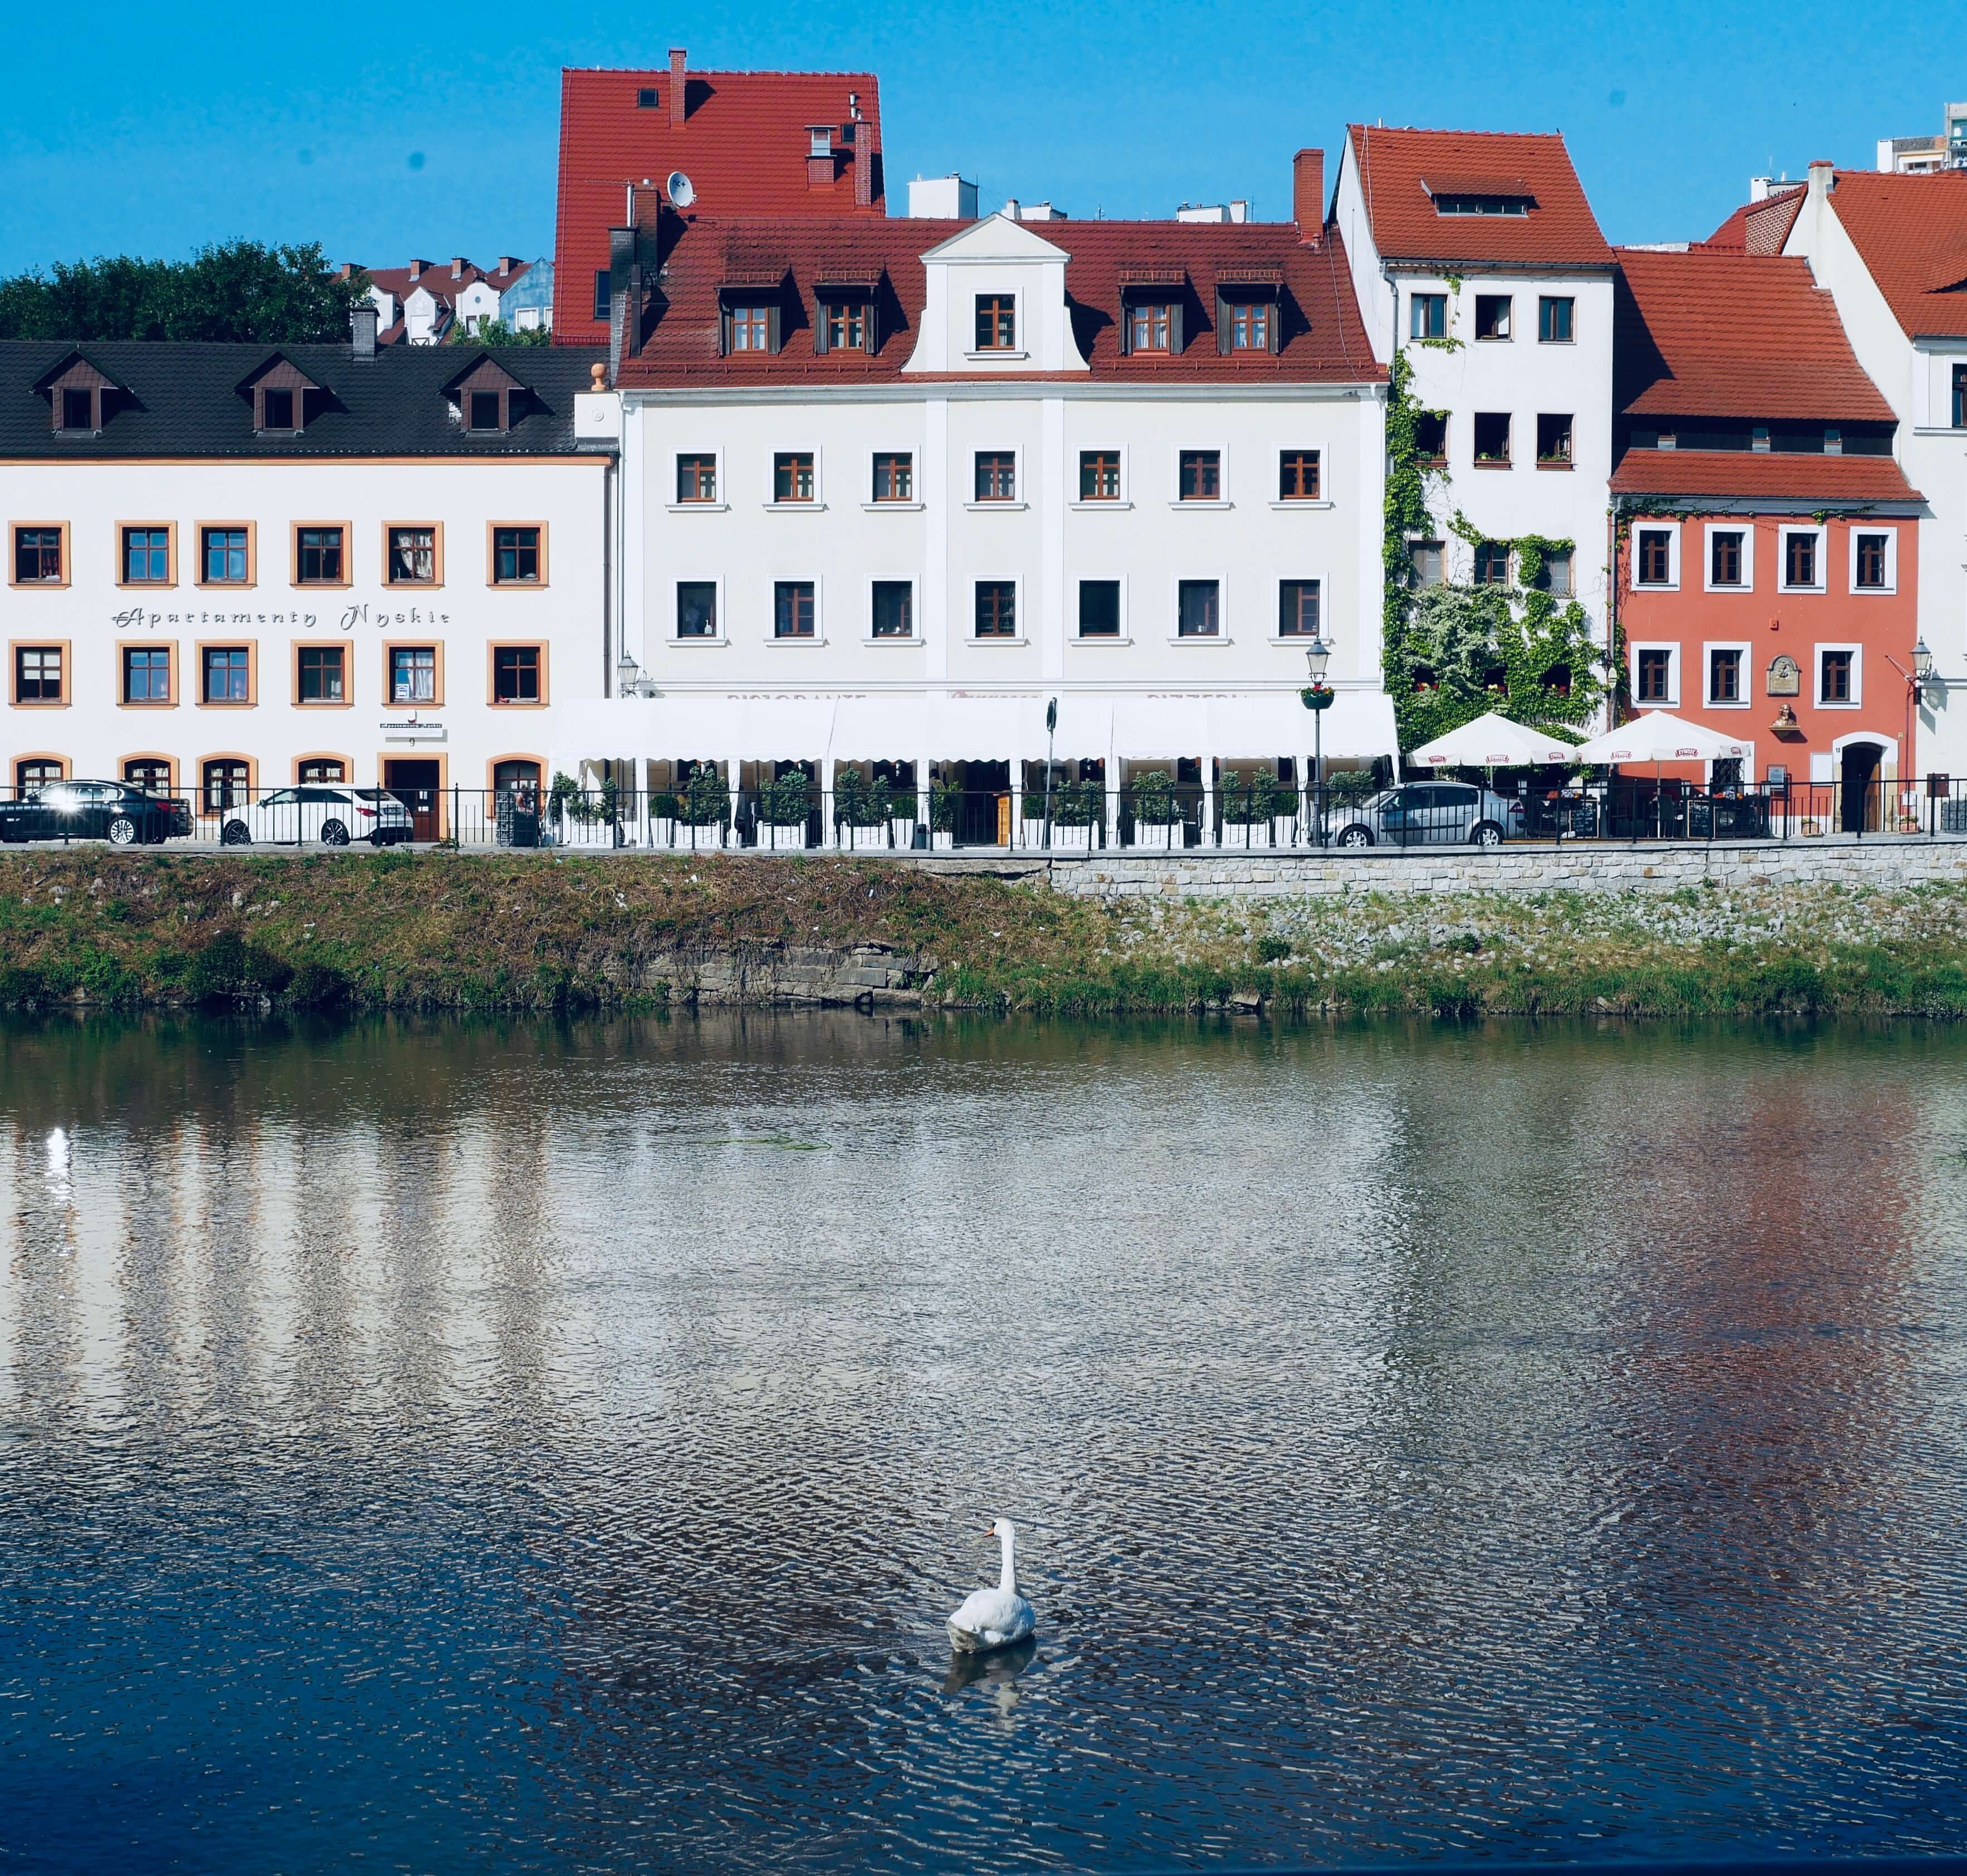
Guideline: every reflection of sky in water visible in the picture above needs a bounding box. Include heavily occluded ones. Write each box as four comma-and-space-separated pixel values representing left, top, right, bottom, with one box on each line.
2, 1015, 1966, 1871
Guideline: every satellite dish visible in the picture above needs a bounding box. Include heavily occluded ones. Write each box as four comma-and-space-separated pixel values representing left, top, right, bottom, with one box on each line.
667, 171, 696, 209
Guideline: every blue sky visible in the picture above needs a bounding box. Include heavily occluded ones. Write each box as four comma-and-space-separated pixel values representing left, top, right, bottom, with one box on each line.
2, 0, 1961, 274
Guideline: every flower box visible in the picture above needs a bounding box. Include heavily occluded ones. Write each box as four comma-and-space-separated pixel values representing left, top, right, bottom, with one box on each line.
1132, 821, 1177, 851
647, 816, 676, 849
931, 830, 955, 851
760, 820, 807, 851
1050, 822, 1094, 853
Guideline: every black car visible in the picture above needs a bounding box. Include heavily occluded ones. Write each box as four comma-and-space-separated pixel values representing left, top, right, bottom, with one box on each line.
0, 779, 192, 846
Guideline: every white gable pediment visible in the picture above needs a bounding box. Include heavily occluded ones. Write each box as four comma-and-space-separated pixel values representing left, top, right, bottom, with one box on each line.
917, 212, 1071, 267
904, 210, 1087, 374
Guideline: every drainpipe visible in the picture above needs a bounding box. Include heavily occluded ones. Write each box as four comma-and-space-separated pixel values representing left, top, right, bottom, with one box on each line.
601, 452, 614, 696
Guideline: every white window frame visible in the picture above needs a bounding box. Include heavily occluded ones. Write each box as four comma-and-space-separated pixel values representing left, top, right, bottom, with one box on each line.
862, 450, 923, 512
764, 445, 826, 511
1632, 520, 1681, 592
1778, 523, 1826, 594
1168, 570, 1231, 644
1070, 573, 1130, 643
1272, 574, 1327, 644
964, 289, 1027, 362
1537, 294, 1576, 346
864, 574, 918, 644
1702, 521, 1754, 593
1847, 524, 1898, 595
1069, 443, 1131, 511
1269, 442, 1332, 510
967, 574, 1027, 644
1409, 290, 1448, 341
666, 445, 729, 513
1815, 641, 1862, 708
1168, 441, 1231, 510
1630, 640, 1680, 708
765, 573, 825, 646
963, 444, 1027, 512
1702, 639, 1753, 710
671, 573, 727, 646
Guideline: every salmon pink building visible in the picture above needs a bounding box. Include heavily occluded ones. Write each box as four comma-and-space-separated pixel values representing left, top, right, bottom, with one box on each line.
1610, 247, 1926, 826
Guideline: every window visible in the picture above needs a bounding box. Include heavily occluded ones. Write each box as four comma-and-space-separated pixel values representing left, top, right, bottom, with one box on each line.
873, 452, 913, 502
298, 758, 347, 784
1532, 549, 1573, 596
387, 526, 437, 584
593, 269, 612, 321
123, 526, 170, 583
636, 86, 659, 108
1078, 580, 1120, 637
202, 760, 250, 813
1433, 193, 1531, 216
1178, 450, 1221, 500
1954, 364, 1967, 429
1410, 293, 1447, 340
1474, 295, 1511, 341
298, 644, 345, 702
1129, 302, 1172, 352
1709, 647, 1742, 703
261, 387, 296, 431
1821, 648, 1853, 703
122, 646, 171, 703
1278, 579, 1321, 637
493, 525, 541, 583
676, 455, 718, 503
391, 646, 437, 701
1473, 413, 1511, 464
823, 302, 867, 351
1079, 451, 1121, 501
730, 304, 773, 351
1538, 296, 1575, 343
774, 452, 815, 502
1409, 540, 1444, 588
1474, 540, 1511, 586
493, 759, 540, 799
774, 580, 816, 638
61, 387, 95, 430
975, 581, 1017, 637
468, 390, 503, 431
1636, 529, 1673, 586
975, 296, 1016, 350
17, 759, 64, 793
1536, 413, 1573, 464
296, 525, 345, 584
677, 582, 718, 639
13, 527, 62, 583
202, 527, 249, 584
203, 646, 250, 703
1227, 301, 1271, 351
1855, 531, 1890, 589
1710, 530, 1745, 588
493, 645, 542, 702
1413, 411, 1447, 464
1636, 648, 1673, 703
125, 759, 173, 792
974, 452, 1016, 501
1784, 529, 1819, 589
871, 581, 913, 639
1278, 450, 1321, 500
14, 646, 62, 702
1177, 579, 1220, 637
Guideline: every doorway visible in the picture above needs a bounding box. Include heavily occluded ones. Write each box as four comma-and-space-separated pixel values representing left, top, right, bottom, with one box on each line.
384, 757, 442, 840
1838, 741, 1883, 833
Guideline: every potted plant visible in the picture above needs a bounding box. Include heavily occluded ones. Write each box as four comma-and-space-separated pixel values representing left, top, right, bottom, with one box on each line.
1050, 776, 1098, 852
680, 763, 730, 849
929, 777, 958, 851
1129, 769, 1177, 850
888, 781, 921, 851
1219, 770, 1278, 848
648, 791, 681, 849
1020, 785, 1051, 851
759, 770, 810, 850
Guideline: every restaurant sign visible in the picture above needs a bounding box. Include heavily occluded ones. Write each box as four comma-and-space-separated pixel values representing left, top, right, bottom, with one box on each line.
107, 599, 456, 632
381, 716, 446, 744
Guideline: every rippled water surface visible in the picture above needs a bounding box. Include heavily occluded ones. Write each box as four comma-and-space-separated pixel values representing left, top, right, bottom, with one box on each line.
5, 1013, 1967, 1873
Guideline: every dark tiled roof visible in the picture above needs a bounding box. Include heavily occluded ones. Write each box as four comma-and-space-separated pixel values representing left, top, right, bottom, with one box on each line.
1823, 168, 1967, 338
614, 214, 1383, 388
1615, 248, 1895, 422
1345, 125, 1612, 268
1610, 449, 1921, 505
0, 341, 607, 457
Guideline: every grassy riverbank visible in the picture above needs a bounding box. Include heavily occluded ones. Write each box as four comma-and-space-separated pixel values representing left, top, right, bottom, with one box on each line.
2, 849, 1967, 1018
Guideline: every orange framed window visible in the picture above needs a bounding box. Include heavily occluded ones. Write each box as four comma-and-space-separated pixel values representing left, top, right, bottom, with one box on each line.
1278, 451, 1320, 500
974, 296, 1016, 350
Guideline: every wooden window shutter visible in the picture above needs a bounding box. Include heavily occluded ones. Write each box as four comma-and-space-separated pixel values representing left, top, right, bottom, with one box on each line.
719, 303, 731, 356
768, 303, 782, 354
1169, 299, 1185, 353
1269, 294, 1280, 353
1216, 293, 1231, 356
813, 298, 828, 356
1118, 299, 1131, 357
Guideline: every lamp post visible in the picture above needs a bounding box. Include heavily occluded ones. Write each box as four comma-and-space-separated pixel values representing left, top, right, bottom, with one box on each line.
1300, 637, 1332, 845
614, 650, 640, 698
1044, 697, 1058, 849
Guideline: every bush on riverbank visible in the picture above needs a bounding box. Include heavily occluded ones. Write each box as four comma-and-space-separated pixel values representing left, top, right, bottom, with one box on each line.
3, 851, 1967, 1018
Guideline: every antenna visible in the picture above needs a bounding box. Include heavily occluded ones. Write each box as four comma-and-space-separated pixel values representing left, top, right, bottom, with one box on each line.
667, 170, 696, 209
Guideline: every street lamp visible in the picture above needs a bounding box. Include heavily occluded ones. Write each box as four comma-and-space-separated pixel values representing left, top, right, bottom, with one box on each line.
1301, 637, 1333, 844
1915, 638, 1934, 684
1044, 696, 1058, 849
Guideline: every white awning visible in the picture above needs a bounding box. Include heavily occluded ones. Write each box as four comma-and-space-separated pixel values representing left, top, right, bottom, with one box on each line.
1110, 690, 1397, 763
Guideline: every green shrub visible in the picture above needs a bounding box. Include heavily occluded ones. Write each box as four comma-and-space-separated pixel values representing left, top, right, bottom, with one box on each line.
760, 771, 811, 827
186, 929, 292, 1003
287, 961, 350, 1008
1130, 769, 1177, 825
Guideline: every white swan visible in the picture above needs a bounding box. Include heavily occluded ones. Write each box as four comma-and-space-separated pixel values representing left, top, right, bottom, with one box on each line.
947, 1516, 1036, 1653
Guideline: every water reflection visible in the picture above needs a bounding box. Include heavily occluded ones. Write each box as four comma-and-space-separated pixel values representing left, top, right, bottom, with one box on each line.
2, 1012, 1967, 1872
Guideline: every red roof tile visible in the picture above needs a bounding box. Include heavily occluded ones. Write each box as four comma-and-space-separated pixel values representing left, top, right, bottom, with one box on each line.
1345, 126, 1612, 268
1610, 449, 1920, 505
1615, 247, 1895, 422
1700, 188, 1803, 254
1824, 168, 1967, 338
613, 215, 1382, 388
554, 58, 882, 347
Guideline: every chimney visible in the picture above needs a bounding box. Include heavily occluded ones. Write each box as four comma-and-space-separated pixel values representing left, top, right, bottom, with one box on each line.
852, 122, 874, 209
498, 255, 519, 276
1808, 157, 1836, 201
409, 258, 426, 281
1294, 149, 1325, 243
350, 299, 378, 359
451, 256, 467, 280
607, 224, 635, 381
669, 48, 687, 127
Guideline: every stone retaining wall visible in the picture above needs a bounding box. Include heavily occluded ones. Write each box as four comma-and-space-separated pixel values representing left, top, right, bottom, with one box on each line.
1045, 839, 1967, 899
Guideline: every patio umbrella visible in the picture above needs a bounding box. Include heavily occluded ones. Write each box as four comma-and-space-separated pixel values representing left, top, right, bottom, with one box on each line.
1407, 711, 1582, 770
1571, 712, 1748, 765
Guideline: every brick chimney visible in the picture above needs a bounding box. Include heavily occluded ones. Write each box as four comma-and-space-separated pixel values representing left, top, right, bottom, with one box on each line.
451, 256, 468, 280
807, 125, 836, 191
350, 300, 378, 358
669, 48, 687, 126
851, 121, 874, 209
497, 255, 519, 276
1294, 149, 1325, 243
409, 258, 427, 281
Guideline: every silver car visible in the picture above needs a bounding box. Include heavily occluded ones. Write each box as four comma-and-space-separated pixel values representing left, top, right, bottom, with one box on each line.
1326, 781, 1527, 849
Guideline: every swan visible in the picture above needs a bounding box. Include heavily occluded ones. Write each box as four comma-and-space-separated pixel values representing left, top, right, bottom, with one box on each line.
947, 1516, 1036, 1654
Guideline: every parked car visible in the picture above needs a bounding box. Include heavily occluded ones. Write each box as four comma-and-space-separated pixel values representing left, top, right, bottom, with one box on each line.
1325, 781, 1526, 849
0, 779, 191, 846
219, 786, 415, 848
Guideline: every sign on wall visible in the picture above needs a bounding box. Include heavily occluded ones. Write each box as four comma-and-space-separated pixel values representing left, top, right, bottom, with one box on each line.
1767, 654, 1800, 697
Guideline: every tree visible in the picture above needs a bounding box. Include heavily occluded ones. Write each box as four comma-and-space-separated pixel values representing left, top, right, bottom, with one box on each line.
448, 317, 552, 348
0, 242, 368, 343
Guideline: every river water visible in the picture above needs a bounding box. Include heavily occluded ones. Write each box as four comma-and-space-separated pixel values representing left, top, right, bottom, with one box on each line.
4, 1013, 1967, 1873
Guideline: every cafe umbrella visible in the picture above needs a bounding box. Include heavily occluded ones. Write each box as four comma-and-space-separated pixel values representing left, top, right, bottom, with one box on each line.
1571, 711, 1751, 838
1407, 711, 1582, 770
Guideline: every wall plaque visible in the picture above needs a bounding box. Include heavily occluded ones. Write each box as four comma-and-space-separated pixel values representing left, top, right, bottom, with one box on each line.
1767, 654, 1800, 697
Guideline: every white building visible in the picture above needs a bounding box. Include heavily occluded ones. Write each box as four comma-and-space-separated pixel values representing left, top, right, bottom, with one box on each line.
1332, 125, 1616, 681
587, 147, 1398, 844
1875, 102, 1967, 174
357, 257, 548, 346
0, 329, 616, 833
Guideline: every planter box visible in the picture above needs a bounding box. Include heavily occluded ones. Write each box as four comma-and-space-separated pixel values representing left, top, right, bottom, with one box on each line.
760, 821, 807, 851
839, 822, 888, 852
1019, 819, 1049, 850
678, 820, 726, 850
1270, 817, 1299, 849
931, 830, 954, 851
1132, 821, 1177, 851
889, 817, 918, 849
561, 817, 621, 849
647, 816, 676, 849
1050, 822, 1094, 853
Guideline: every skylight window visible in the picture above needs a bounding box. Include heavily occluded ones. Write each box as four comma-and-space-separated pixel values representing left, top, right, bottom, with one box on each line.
1433, 194, 1532, 216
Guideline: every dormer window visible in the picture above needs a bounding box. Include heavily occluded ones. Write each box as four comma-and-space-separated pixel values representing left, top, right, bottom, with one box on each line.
445, 353, 526, 434
245, 357, 319, 434
809, 126, 833, 158
1119, 270, 1186, 356
814, 275, 878, 356
1433, 194, 1532, 216
470, 391, 503, 430
720, 280, 784, 355
60, 388, 94, 430
263, 388, 296, 430
39, 354, 117, 434
975, 295, 1016, 351
1129, 303, 1173, 352
1214, 273, 1281, 355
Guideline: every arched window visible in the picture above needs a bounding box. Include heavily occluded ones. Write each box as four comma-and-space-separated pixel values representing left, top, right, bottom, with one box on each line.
493, 759, 542, 802
124, 758, 173, 795
298, 757, 346, 784
14, 757, 64, 794
203, 759, 250, 813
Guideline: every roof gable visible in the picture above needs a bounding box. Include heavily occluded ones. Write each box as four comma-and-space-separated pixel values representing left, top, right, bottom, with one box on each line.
917, 213, 1070, 265
1824, 169, 1967, 338
32, 351, 117, 395
444, 353, 526, 396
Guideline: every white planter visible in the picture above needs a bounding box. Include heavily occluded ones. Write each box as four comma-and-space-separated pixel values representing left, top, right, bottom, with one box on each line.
679, 820, 725, 850
647, 816, 676, 849
1270, 817, 1298, 848
1020, 818, 1049, 850
1050, 822, 1094, 853
889, 817, 918, 849
931, 830, 954, 851
760, 820, 807, 851
1133, 821, 1176, 851
840, 821, 887, 852
563, 816, 619, 848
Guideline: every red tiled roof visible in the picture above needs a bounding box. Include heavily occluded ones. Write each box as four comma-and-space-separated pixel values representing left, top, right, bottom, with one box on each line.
1824, 168, 1967, 337
1700, 188, 1804, 254
613, 215, 1383, 388
1345, 125, 1612, 268
1615, 247, 1895, 422
554, 60, 883, 347
1610, 449, 1920, 504
366, 259, 530, 308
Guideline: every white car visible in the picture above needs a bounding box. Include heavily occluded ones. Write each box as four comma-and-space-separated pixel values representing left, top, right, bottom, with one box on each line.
219, 786, 415, 848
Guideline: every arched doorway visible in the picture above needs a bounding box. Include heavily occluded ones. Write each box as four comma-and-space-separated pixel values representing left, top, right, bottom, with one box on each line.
1839, 740, 1887, 833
